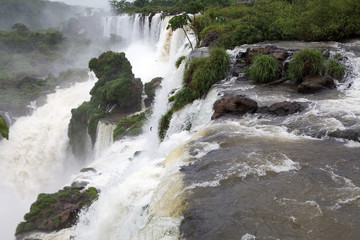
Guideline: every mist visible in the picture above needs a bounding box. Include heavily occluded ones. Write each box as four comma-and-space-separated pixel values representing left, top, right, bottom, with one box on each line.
48, 0, 111, 10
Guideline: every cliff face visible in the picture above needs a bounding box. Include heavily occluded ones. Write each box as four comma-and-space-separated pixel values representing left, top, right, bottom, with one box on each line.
68, 51, 143, 159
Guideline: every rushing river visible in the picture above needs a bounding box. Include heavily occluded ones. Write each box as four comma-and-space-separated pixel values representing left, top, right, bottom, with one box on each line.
1, 13, 359, 240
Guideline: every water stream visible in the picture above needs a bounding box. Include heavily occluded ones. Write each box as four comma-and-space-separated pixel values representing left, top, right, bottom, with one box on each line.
1, 13, 359, 240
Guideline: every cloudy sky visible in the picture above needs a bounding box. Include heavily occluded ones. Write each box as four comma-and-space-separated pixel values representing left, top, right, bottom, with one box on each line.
49, 0, 111, 10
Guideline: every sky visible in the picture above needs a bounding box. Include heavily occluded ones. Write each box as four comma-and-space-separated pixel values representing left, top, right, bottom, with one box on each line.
48, 0, 111, 10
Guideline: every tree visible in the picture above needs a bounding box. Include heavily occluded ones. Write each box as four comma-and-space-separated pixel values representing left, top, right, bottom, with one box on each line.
0, 115, 9, 140
167, 13, 194, 50
12, 23, 29, 33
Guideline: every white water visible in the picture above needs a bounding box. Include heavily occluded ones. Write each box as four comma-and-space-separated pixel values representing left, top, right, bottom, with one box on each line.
4, 12, 360, 240
0, 74, 96, 239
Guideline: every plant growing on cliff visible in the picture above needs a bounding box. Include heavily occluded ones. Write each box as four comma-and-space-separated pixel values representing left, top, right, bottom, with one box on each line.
175, 56, 186, 68
16, 186, 99, 236
167, 13, 194, 50
247, 54, 279, 83
68, 51, 143, 158
287, 48, 325, 83
158, 47, 229, 140
0, 115, 9, 140
113, 112, 147, 141
144, 77, 163, 99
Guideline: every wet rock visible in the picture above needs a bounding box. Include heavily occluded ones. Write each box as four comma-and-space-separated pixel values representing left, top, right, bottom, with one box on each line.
256, 106, 270, 114
201, 30, 221, 47
297, 76, 335, 93
80, 167, 97, 173
144, 77, 163, 107
268, 101, 305, 116
270, 50, 289, 61
15, 186, 98, 236
212, 95, 258, 119
328, 129, 360, 142
231, 63, 246, 77
188, 47, 210, 61
71, 181, 89, 189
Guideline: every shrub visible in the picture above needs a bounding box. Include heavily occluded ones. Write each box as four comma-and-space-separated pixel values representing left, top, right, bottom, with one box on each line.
287, 48, 325, 83
158, 110, 173, 141
113, 112, 147, 141
158, 47, 229, 141
144, 77, 163, 99
172, 87, 197, 111
325, 58, 346, 79
175, 56, 186, 68
247, 54, 279, 83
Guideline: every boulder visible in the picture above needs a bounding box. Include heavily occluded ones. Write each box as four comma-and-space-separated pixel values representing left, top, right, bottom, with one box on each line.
231, 63, 246, 77
201, 30, 221, 47
188, 47, 210, 60
244, 45, 289, 65
268, 101, 305, 116
270, 50, 289, 61
328, 129, 360, 142
298, 76, 335, 93
212, 95, 258, 119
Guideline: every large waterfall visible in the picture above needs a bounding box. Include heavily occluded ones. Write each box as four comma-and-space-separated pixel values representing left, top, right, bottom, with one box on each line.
2, 12, 360, 240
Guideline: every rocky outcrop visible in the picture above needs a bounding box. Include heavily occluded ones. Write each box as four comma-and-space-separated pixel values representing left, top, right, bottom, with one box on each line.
244, 45, 289, 64
144, 77, 163, 107
16, 186, 98, 237
297, 76, 335, 93
201, 30, 221, 47
268, 101, 305, 116
212, 92, 306, 119
328, 129, 360, 142
212, 95, 258, 119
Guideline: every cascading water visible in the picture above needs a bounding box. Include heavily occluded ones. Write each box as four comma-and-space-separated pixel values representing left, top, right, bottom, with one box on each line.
0, 73, 96, 239
6, 11, 360, 240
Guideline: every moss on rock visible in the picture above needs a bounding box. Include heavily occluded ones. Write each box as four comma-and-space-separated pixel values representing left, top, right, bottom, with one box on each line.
15, 186, 99, 236
68, 51, 143, 158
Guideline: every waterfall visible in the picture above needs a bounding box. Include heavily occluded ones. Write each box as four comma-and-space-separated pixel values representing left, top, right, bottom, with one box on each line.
93, 120, 117, 159
0, 73, 96, 239
8, 11, 360, 240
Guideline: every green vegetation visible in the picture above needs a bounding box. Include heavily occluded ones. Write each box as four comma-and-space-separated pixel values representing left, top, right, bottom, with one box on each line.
167, 13, 194, 50
175, 56, 186, 68
113, 112, 148, 141
15, 186, 99, 235
159, 110, 174, 140
68, 51, 143, 157
325, 58, 346, 80
113, 0, 360, 49
144, 77, 163, 100
287, 48, 325, 83
110, 0, 232, 15
0, 115, 9, 139
246, 54, 279, 83
158, 47, 229, 140
286, 48, 346, 83
0, 0, 79, 30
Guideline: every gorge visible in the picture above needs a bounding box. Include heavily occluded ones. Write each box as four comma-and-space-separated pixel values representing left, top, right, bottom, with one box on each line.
0, 6, 359, 240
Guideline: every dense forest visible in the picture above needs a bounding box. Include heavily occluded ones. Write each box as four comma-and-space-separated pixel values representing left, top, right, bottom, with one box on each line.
111, 0, 360, 49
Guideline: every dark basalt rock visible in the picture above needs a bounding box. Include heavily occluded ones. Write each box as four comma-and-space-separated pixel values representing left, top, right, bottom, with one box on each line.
328, 129, 360, 142
212, 95, 258, 119
298, 76, 335, 93
244, 45, 286, 64
230, 63, 246, 77
201, 30, 221, 47
268, 101, 305, 116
